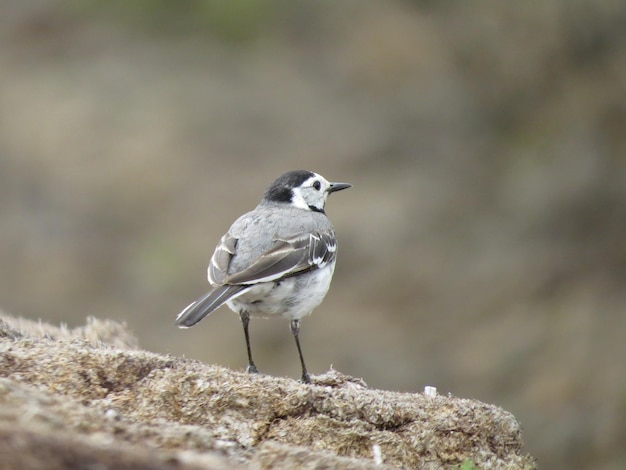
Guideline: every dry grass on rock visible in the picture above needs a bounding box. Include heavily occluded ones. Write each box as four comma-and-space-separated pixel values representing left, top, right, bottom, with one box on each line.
0, 313, 535, 469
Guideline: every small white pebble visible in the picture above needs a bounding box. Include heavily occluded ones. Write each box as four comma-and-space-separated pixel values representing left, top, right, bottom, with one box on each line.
424, 386, 438, 397
372, 443, 382, 465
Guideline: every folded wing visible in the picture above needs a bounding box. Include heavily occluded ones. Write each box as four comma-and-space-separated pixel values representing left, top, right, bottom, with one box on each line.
177, 230, 336, 327
222, 231, 337, 285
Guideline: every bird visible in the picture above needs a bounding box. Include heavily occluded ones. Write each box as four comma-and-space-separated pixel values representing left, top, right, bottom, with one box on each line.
176, 170, 351, 383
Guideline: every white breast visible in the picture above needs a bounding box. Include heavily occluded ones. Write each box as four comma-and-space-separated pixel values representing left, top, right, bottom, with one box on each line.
226, 262, 336, 320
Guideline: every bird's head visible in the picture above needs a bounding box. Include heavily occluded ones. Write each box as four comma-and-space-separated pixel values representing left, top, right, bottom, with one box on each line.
263, 170, 351, 213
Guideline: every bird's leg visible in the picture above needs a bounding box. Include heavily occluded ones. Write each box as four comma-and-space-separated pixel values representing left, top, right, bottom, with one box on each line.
290, 319, 310, 383
240, 311, 258, 374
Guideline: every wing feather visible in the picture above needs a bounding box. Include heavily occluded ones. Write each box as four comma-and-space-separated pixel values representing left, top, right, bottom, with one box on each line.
225, 231, 337, 285
208, 234, 238, 285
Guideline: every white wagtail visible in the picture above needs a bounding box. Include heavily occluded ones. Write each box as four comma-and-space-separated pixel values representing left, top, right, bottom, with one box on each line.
176, 170, 351, 383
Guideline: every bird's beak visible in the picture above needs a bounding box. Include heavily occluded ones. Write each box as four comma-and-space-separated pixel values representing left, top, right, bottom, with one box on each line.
328, 182, 352, 193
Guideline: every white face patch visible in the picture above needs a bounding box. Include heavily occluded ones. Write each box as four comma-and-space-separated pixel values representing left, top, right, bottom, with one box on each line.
291, 174, 331, 212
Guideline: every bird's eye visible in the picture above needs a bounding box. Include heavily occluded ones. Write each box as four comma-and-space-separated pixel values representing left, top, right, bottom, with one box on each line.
313, 181, 321, 191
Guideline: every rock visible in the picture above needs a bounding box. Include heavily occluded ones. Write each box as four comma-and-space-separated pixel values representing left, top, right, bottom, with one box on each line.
0, 313, 535, 469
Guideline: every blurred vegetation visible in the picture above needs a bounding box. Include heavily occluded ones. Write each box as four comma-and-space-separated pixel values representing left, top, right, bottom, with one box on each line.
68, 0, 285, 41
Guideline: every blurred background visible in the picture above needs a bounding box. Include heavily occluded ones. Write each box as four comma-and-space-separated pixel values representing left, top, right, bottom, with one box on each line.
1, 1, 625, 468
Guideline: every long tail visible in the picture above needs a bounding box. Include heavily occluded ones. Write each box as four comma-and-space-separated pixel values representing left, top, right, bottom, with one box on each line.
175, 285, 247, 328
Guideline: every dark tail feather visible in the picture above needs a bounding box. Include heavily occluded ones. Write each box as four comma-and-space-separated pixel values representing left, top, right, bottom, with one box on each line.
176, 285, 247, 327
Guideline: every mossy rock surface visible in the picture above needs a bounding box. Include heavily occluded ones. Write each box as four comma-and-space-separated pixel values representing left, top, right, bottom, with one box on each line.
0, 313, 536, 469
